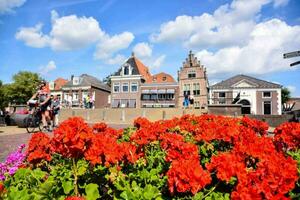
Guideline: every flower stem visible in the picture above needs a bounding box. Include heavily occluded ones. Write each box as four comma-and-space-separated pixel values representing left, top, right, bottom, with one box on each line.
72, 158, 79, 196
202, 182, 219, 199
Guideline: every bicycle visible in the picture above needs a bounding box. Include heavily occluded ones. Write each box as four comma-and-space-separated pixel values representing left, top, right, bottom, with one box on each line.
25, 101, 54, 133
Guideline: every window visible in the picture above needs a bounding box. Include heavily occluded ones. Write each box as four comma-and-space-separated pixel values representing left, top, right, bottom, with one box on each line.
122, 83, 129, 92
193, 83, 200, 96
162, 76, 167, 81
131, 82, 138, 92
153, 77, 157, 82
263, 101, 271, 115
113, 83, 120, 93
150, 94, 158, 100
124, 66, 130, 75
188, 73, 196, 78
263, 92, 271, 98
142, 94, 151, 100
183, 84, 191, 95
219, 92, 226, 98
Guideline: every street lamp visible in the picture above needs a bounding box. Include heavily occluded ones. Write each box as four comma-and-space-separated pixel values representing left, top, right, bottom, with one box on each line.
283, 50, 300, 67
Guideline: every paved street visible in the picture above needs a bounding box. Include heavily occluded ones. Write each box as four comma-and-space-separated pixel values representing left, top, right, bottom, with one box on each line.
0, 124, 130, 162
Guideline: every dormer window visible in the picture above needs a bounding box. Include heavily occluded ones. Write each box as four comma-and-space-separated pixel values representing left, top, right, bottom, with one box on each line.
73, 77, 81, 85
122, 64, 132, 76
162, 76, 167, 81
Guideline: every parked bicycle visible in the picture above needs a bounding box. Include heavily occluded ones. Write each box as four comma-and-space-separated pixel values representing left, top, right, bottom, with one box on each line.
25, 100, 54, 133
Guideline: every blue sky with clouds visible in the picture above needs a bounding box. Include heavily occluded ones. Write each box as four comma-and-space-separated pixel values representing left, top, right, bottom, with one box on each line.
0, 0, 300, 96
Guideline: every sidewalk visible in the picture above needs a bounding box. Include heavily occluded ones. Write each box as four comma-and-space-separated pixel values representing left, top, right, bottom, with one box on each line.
0, 126, 28, 136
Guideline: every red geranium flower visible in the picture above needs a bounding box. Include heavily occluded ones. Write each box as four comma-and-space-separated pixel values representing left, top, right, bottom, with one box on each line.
27, 132, 52, 164
51, 117, 94, 158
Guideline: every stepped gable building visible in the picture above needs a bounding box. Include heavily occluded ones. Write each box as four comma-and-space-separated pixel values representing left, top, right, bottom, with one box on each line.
141, 72, 178, 108
110, 53, 151, 108
209, 74, 282, 115
61, 74, 110, 108
178, 51, 209, 109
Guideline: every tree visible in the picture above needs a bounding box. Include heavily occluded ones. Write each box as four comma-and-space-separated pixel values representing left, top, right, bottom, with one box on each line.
281, 87, 291, 104
5, 71, 42, 104
102, 74, 112, 87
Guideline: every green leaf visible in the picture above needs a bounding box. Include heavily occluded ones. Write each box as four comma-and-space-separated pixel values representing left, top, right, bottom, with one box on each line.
77, 159, 88, 176
85, 183, 100, 200
62, 180, 74, 195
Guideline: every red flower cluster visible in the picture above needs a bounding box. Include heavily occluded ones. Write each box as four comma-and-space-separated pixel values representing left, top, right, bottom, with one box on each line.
51, 117, 94, 158
23, 115, 299, 199
167, 159, 211, 195
274, 122, 300, 151
27, 132, 52, 164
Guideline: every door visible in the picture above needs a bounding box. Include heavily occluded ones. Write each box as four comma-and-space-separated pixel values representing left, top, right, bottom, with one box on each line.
263, 101, 271, 115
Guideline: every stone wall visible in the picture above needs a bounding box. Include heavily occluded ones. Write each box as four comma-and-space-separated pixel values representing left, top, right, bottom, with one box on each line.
207, 104, 242, 116
248, 114, 294, 127
58, 108, 208, 124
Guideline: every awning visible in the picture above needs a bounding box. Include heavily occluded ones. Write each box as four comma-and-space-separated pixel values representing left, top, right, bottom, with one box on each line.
150, 89, 158, 93
112, 99, 120, 108
166, 89, 175, 94
129, 99, 136, 108
157, 89, 166, 94
141, 89, 150, 93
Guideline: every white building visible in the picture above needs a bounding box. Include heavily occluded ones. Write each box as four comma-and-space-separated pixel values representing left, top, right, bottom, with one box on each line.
209, 75, 282, 115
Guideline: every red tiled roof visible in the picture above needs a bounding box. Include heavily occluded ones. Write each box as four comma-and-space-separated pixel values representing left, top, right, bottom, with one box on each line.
132, 57, 152, 82
148, 72, 176, 83
54, 78, 68, 90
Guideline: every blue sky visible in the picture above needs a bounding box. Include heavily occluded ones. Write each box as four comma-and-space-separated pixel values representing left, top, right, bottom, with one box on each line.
0, 0, 300, 96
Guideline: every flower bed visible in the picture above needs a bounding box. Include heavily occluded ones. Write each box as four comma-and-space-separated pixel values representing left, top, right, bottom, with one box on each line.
0, 115, 299, 200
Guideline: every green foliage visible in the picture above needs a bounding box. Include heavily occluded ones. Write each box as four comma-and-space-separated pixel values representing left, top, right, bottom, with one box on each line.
281, 87, 291, 104
287, 149, 300, 199
112, 143, 167, 199
4, 71, 42, 105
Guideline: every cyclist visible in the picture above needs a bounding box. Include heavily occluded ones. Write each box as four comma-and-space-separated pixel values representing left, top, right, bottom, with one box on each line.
28, 81, 51, 130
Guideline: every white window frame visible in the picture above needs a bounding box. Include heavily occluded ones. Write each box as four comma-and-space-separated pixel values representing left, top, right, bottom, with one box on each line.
122, 82, 129, 93
113, 82, 120, 93
122, 64, 132, 76
263, 91, 271, 98
130, 82, 138, 93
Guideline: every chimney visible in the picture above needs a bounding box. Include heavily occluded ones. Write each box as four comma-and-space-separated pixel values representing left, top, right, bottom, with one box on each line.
131, 52, 135, 57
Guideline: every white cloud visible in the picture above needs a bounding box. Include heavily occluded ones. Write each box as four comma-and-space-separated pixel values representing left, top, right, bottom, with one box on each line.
195, 19, 300, 76
105, 54, 126, 65
133, 42, 152, 58
15, 10, 134, 60
15, 23, 50, 48
16, 10, 104, 51
94, 32, 134, 59
50, 11, 104, 51
150, 55, 166, 70
0, 0, 26, 14
151, 0, 290, 49
39, 60, 56, 75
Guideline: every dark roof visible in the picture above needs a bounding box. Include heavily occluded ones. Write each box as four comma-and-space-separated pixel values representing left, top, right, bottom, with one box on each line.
113, 56, 152, 81
63, 74, 110, 91
210, 74, 281, 89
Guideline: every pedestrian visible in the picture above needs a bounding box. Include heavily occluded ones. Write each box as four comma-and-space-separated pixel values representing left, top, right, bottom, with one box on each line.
51, 95, 60, 127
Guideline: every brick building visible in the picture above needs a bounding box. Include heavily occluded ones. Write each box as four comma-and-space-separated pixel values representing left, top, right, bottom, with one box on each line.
49, 78, 68, 102
141, 72, 178, 108
209, 74, 282, 115
61, 74, 110, 108
178, 51, 209, 108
